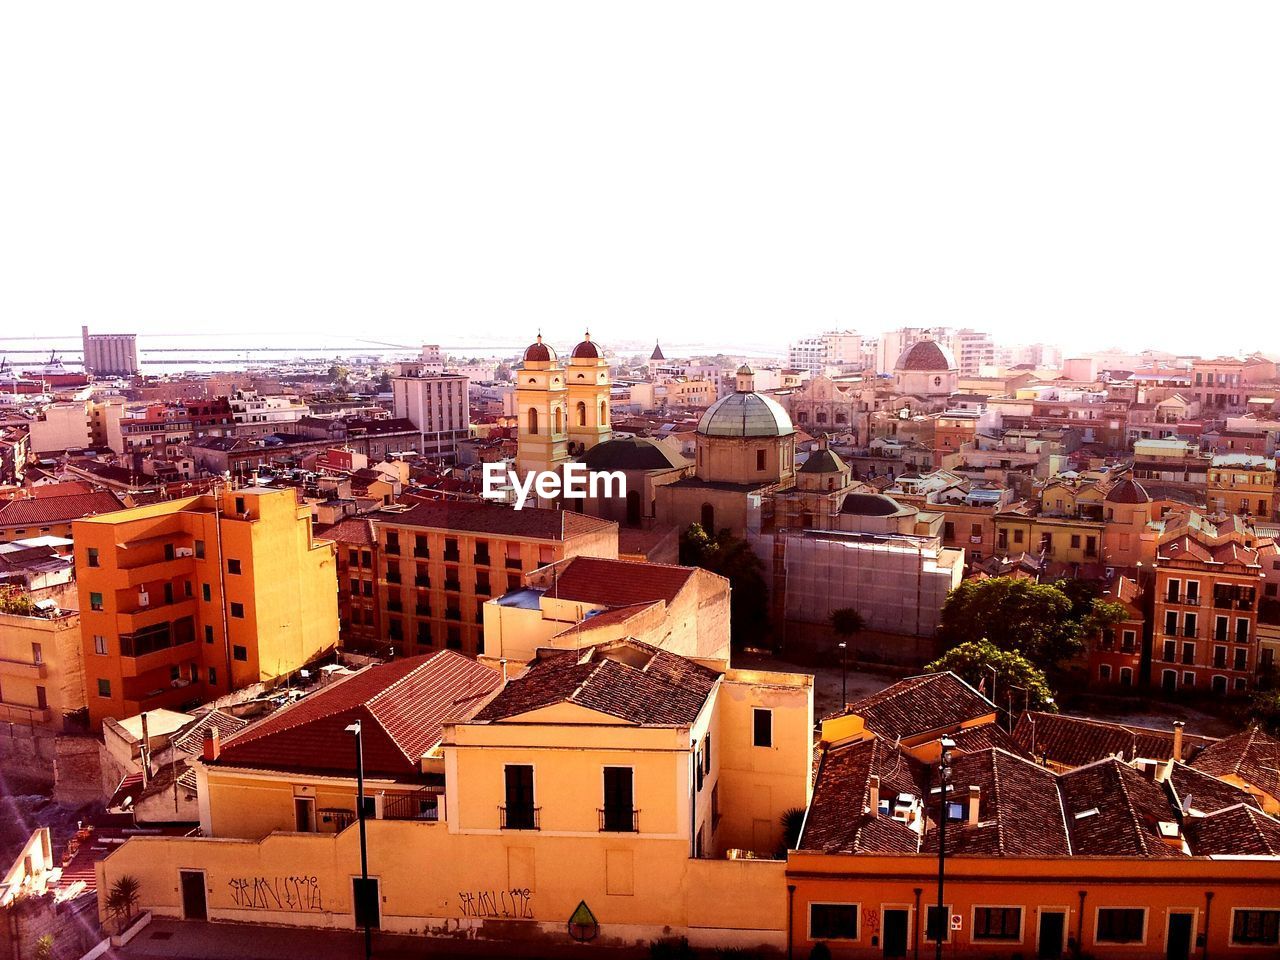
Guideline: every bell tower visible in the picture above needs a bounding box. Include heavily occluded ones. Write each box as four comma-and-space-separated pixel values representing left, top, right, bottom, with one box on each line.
515, 334, 569, 478
566, 331, 612, 456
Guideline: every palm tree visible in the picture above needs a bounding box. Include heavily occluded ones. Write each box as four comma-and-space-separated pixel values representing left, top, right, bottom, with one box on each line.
107, 875, 141, 931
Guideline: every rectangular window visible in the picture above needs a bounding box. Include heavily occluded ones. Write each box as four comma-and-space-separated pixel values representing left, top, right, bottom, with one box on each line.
90, 592, 104, 611
227, 558, 241, 575
1097, 909, 1145, 944
1184, 612, 1197, 637
925, 905, 952, 943
703, 733, 712, 774
809, 903, 858, 941
233, 645, 248, 662
601, 767, 636, 832
756, 449, 766, 471
31, 643, 42, 664
1233, 910, 1280, 945
209, 667, 217, 685
94, 634, 107, 655
974, 907, 1021, 941
753, 708, 772, 748
1235, 648, 1247, 671
1164, 611, 1178, 635
164, 542, 175, 561
230, 602, 245, 618
97, 678, 111, 698
234, 496, 246, 514
503, 765, 536, 829
195, 540, 205, 559
87, 547, 100, 568
202, 583, 211, 602
205, 625, 214, 644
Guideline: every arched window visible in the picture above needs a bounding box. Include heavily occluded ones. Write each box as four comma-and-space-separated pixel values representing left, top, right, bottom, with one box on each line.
576, 401, 587, 426
528, 408, 539, 434
554, 407, 563, 434
701, 503, 715, 533
816, 411, 828, 425
835, 412, 847, 424
600, 400, 607, 423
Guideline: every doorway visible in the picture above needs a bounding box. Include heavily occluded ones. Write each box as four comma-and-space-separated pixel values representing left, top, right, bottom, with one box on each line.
353, 877, 381, 929
180, 870, 207, 921
1167, 912, 1194, 960
1038, 910, 1066, 959
883, 908, 909, 958
294, 796, 316, 832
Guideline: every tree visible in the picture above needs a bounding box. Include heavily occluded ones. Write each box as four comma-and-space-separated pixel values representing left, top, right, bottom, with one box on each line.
830, 607, 866, 658
376, 371, 392, 392
776, 806, 807, 858
938, 577, 1083, 668
679, 524, 769, 649
107, 875, 141, 931
34, 935, 55, 960
925, 640, 1057, 712
1244, 689, 1280, 738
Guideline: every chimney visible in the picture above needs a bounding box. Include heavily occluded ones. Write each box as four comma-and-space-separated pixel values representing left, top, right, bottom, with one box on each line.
1172, 721, 1185, 762
203, 725, 221, 762
500, 658, 509, 685
966, 785, 980, 826
868, 775, 880, 816
139, 712, 151, 787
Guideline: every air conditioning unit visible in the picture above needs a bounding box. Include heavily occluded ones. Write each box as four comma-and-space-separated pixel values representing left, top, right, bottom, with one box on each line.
137, 589, 150, 607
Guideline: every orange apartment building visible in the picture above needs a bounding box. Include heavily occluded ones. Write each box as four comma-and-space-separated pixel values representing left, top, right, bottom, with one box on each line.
1086, 573, 1144, 689
73, 486, 339, 728
1151, 515, 1273, 696
364, 500, 617, 657
1206, 453, 1275, 520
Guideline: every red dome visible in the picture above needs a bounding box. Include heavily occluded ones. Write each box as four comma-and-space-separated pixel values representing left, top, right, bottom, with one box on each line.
523, 336, 555, 363
571, 332, 601, 359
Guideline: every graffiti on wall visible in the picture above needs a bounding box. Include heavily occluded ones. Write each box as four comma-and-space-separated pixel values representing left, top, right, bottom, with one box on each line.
458, 887, 534, 919
227, 875, 324, 912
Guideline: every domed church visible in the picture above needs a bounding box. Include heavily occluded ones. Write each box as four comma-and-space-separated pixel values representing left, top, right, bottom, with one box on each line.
894, 337, 958, 399
656, 365, 797, 534
515, 332, 612, 478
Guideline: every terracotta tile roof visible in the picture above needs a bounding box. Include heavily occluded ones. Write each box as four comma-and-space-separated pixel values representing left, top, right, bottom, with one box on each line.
1184, 804, 1280, 856
950, 722, 1034, 760
800, 738, 926, 854
1012, 712, 1214, 768
922, 748, 1070, 857
0, 490, 125, 527
212, 652, 501, 778
1190, 727, 1280, 802
1166, 762, 1260, 817
1058, 758, 1186, 858
370, 500, 614, 541
542, 556, 699, 607
170, 709, 248, 758
828, 672, 995, 741
314, 516, 376, 547
550, 602, 660, 639
474, 640, 719, 726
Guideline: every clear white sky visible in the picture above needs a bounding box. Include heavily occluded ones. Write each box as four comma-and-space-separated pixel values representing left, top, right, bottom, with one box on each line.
2, 3, 1278, 356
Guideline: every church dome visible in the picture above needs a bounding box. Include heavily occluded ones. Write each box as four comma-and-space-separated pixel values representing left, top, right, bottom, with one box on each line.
697, 392, 794, 438
736, 363, 753, 376
571, 332, 601, 360
896, 339, 957, 372
581, 437, 688, 471
523, 335, 556, 363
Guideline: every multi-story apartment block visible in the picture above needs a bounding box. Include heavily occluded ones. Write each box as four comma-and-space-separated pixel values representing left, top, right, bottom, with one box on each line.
1207, 454, 1275, 519
1132, 438, 1213, 499
1189, 356, 1275, 414
787, 330, 864, 375
228, 389, 310, 434
1151, 516, 1273, 696
72, 487, 338, 728
390, 370, 470, 460
28, 398, 126, 455
366, 500, 617, 657
0, 597, 85, 729
952, 327, 995, 377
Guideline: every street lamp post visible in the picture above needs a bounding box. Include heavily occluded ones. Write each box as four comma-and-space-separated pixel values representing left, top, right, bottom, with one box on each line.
934, 736, 956, 960
346, 721, 372, 960
838, 641, 847, 707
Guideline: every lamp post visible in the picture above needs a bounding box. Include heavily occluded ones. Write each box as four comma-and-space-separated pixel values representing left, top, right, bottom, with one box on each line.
934, 736, 956, 960
837, 641, 847, 707
346, 721, 372, 960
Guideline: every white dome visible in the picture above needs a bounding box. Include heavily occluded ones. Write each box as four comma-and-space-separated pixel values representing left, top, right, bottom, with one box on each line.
697, 392, 795, 438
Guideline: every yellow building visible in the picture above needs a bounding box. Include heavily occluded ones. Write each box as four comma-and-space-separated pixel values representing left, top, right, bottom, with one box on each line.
0, 597, 85, 729
73, 486, 338, 729
97, 639, 814, 949
514, 335, 570, 478
565, 332, 612, 456
1207, 454, 1275, 519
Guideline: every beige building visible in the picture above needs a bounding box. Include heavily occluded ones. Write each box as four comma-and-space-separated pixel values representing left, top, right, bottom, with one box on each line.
0, 600, 85, 729
28, 397, 125, 454
390, 370, 470, 460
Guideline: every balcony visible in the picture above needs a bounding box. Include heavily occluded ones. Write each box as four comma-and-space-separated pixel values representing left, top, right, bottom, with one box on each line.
1166, 593, 1201, 607
500, 805, 539, 830
118, 555, 196, 588
443, 550, 461, 564
414, 576, 430, 589
381, 787, 443, 821
116, 598, 197, 634
0, 702, 52, 725
386, 572, 402, 585
505, 558, 522, 571
598, 808, 639, 833
445, 609, 462, 622
474, 553, 491, 566
0, 657, 47, 680
444, 580, 461, 593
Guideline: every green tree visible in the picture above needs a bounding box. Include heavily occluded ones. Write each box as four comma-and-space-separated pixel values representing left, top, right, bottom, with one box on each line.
107, 874, 141, 931
1244, 689, 1280, 738
925, 639, 1057, 712
830, 607, 865, 658
679, 524, 769, 648
939, 577, 1082, 668
34, 934, 55, 960
376, 371, 392, 392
